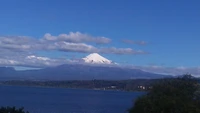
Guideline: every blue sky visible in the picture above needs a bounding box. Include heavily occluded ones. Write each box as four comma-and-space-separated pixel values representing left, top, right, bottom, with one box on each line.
0, 0, 200, 75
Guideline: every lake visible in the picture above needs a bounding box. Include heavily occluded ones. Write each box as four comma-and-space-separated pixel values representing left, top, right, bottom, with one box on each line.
0, 86, 145, 113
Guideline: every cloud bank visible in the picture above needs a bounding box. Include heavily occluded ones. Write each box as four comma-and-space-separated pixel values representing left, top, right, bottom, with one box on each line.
1, 32, 198, 76
0, 32, 147, 54
0, 32, 147, 68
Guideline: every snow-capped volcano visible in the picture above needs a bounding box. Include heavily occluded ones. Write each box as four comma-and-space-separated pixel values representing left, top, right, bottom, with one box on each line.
82, 53, 113, 64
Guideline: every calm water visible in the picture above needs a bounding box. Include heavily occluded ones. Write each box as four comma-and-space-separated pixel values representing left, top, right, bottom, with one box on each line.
0, 86, 144, 113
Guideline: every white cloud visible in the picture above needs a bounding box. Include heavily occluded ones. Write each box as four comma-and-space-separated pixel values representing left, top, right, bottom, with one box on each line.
54, 41, 98, 53
23, 55, 71, 67
0, 36, 31, 51
0, 55, 70, 68
0, 59, 20, 66
43, 32, 111, 44
26, 55, 50, 61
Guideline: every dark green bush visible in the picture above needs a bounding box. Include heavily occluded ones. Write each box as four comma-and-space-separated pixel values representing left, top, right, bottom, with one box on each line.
0, 106, 29, 113
129, 74, 200, 113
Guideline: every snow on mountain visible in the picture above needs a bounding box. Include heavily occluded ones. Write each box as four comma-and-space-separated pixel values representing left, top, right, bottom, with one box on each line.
82, 53, 113, 64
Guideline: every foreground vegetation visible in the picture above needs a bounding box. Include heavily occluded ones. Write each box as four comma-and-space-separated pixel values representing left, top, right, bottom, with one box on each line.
129, 74, 200, 113
0, 106, 29, 113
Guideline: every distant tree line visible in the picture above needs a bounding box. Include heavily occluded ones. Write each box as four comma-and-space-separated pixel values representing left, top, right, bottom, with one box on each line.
0, 79, 158, 91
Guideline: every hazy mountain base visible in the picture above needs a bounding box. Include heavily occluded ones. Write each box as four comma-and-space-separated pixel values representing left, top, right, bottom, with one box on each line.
0, 64, 171, 81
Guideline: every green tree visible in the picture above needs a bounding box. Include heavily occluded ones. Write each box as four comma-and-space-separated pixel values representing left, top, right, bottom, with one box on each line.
0, 106, 29, 113
129, 74, 200, 113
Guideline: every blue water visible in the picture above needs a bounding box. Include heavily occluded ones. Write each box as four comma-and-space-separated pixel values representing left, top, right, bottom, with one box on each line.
0, 86, 144, 113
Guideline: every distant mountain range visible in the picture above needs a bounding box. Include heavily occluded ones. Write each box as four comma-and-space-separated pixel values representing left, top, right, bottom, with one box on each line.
0, 53, 172, 81
0, 64, 171, 81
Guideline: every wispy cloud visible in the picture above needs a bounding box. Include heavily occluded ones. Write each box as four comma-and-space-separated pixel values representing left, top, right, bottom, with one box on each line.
122, 39, 147, 45
133, 65, 200, 77
99, 47, 148, 54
